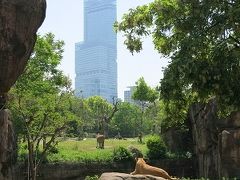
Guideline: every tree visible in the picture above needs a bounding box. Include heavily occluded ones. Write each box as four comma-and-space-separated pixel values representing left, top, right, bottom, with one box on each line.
144, 100, 164, 134
9, 33, 76, 180
66, 96, 92, 138
110, 102, 141, 137
115, 1, 240, 178
132, 77, 159, 131
86, 96, 119, 137
115, 0, 240, 113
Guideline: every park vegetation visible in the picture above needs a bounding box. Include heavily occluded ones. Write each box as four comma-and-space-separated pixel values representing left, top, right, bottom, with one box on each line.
115, 0, 240, 115
8, 33, 179, 179
7, 0, 240, 179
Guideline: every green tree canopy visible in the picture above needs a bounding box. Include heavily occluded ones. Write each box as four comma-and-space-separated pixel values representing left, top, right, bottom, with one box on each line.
132, 77, 159, 132
9, 33, 78, 179
115, 0, 240, 112
133, 77, 158, 103
110, 102, 141, 137
10, 33, 73, 136
86, 96, 116, 135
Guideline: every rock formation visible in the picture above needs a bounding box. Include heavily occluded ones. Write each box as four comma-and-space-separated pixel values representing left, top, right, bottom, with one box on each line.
99, 172, 167, 180
0, 0, 46, 179
189, 100, 240, 178
188, 99, 219, 178
218, 111, 240, 178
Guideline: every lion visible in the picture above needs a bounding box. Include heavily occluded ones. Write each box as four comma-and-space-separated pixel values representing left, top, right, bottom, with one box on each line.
130, 158, 177, 180
96, 132, 105, 149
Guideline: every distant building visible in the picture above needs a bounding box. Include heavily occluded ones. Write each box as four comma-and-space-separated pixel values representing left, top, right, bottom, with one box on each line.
75, 0, 117, 102
124, 86, 139, 105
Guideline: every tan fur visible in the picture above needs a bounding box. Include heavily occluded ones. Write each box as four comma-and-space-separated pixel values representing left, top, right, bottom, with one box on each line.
96, 133, 105, 149
131, 158, 177, 180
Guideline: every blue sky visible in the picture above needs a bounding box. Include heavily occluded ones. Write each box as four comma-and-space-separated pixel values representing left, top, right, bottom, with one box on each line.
38, 0, 169, 99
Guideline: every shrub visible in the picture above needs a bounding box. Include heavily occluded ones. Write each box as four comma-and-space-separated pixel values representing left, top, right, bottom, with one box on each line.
128, 146, 143, 159
49, 145, 59, 154
112, 146, 133, 162
146, 135, 167, 159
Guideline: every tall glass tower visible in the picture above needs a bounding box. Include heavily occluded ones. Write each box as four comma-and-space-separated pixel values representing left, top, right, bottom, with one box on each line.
75, 0, 117, 102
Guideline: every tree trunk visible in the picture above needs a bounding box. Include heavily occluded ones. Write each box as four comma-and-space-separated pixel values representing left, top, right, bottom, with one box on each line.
0, 0, 46, 179
103, 121, 109, 138
27, 141, 36, 180
43, 136, 47, 150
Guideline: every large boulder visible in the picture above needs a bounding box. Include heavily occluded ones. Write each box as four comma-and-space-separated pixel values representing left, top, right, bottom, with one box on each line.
99, 172, 167, 180
0, 0, 46, 179
188, 99, 219, 179
0, 0, 46, 94
189, 100, 240, 179
218, 112, 240, 178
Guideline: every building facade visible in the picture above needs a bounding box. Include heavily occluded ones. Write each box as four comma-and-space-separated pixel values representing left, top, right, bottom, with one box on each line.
75, 0, 117, 102
124, 86, 140, 105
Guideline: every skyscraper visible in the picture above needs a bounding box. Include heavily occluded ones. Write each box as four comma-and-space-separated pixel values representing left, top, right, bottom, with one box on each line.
124, 86, 140, 105
75, 0, 117, 102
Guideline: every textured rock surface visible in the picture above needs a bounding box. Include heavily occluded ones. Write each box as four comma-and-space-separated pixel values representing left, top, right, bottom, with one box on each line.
188, 99, 219, 179
0, 110, 16, 180
219, 115, 240, 178
0, 0, 46, 93
189, 100, 240, 179
99, 172, 167, 180
0, 0, 46, 179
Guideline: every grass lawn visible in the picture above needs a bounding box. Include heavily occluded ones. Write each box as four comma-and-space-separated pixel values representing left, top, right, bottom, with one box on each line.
43, 137, 147, 163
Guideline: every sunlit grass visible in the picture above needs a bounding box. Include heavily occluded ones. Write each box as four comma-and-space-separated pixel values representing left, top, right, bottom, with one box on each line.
47, 138, 147, 163
18, 137, 147, 163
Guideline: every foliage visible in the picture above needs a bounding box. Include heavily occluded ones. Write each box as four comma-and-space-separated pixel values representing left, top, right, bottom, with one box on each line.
132, 77, 159, 131
115, 0, 240, 114
109, 102, 141, 137
160, 99, 189, 131
128, 146, 143, 159
86, 96, 112, 131
9, 33, 79, 179
132, 77, 158, 103
67, 96, 95, 137
112, 146, 133, 162
86, 96, 119, 135
144, 100, 164, 133
146, 135, 167, 159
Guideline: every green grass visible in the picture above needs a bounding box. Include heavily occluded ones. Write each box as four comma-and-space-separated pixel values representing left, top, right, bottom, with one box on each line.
49, 138, 147, 163
18, 137, 147, 163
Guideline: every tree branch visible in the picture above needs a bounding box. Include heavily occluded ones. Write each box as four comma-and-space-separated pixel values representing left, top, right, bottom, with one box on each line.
36, 124, 66, 168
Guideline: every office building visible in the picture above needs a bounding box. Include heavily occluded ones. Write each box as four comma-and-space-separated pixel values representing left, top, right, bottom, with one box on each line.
124, 86, 140, 105
75, 0, 117, 102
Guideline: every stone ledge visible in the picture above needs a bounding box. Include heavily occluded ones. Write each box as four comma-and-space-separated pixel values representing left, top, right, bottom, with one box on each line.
99, 172, 167, 180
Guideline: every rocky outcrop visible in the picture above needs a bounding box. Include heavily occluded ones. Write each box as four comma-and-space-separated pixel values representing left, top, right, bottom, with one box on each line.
218, 111, 240, 178
189, 100, 240, 179
188, 99, 219, 179
0, 0, 46, 179
0, 110, 16, 180
99, 172, 167, 180
0, 0, 46, 93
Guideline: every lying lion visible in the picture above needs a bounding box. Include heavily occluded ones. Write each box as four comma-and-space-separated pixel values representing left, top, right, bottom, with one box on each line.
131, 158, 177, 180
